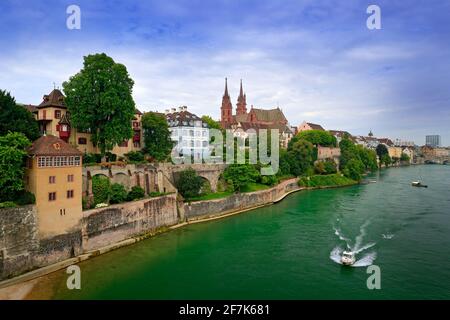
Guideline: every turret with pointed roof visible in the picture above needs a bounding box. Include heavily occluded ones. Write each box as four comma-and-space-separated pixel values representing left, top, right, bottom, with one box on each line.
38, 89, 66, 109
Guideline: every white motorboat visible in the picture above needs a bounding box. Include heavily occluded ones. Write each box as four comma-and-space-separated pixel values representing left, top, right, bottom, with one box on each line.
412, 181, 428, 188
341, 251, 356, 266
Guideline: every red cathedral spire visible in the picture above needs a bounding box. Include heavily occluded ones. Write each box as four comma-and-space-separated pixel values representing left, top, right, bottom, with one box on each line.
236, 79, 247, 116
220, 78, 233, 128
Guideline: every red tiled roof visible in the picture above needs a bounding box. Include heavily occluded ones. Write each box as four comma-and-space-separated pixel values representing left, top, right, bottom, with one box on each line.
28, 135, 82, 156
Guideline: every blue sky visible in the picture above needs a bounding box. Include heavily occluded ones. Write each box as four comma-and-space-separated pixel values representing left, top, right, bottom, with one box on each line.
1, 0, 449, 145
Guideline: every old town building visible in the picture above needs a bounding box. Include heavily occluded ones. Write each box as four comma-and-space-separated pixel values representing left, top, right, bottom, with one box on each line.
297, 121, 325, 133
25, 135, 83, 238
29, 89, 143, 157
166, 106, 210, 161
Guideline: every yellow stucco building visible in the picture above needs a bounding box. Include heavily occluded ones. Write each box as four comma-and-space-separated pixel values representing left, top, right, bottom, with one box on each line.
25, 135, 83, 238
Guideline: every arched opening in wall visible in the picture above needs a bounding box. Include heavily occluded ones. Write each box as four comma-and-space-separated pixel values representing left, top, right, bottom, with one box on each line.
135, 171, 144, 187
112, 173, 130, 191
91, 174, 110, 206
199, 176, 212, 195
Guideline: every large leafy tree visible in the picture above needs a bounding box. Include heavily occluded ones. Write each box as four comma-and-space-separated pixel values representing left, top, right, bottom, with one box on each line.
376, 144, 389, 159
141, 112, 173, 161
288, 139, 316, 176
0, 90, 40, 141
339, 137, 359, 169
63, 53, 136, 154
296, 130, 337, 147
0, 132, 31, 202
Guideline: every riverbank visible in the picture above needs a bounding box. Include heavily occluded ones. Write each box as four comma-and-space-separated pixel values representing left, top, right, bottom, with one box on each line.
0, 175, 359, 297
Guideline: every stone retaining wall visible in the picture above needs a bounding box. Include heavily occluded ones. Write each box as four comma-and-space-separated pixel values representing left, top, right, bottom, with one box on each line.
183, 178, 300, 219
0, 193, 179, 281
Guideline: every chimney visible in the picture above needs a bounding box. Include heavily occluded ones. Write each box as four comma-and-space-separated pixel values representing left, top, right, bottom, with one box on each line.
183, 106, 187, 111
178, 106, 183, 112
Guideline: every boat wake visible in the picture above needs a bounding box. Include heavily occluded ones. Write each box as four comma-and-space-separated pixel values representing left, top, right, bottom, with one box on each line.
331, 220, 377, 267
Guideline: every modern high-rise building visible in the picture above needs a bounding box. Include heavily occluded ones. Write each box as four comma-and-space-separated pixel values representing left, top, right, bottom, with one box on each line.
426, 135, 441, 147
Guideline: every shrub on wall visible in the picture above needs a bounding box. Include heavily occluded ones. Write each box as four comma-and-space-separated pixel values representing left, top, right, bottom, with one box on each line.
83, 153, 102, 164
125, 151, 145, 162
0, 201, 17, 209
92, 175, 111, 205
324, 160, 337, 174
110, 183, 128, 204
260, 175, 278, 186
14, 191, 36, 205
105, 152, 117, 162
127, 186, 145, 201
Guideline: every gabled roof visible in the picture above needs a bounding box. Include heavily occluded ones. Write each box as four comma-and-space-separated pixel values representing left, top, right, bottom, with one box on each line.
305, 122, 325, 131
166, 110, 204, 127
21, 104, 38, 113
38, 89, 66, 109
28, 135, 82, 156
250, 107, 287, 122
378, 138, 394, 146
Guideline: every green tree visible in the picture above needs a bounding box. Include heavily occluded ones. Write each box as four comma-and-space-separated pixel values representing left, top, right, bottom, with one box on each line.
277, 149, 292, 177
288, 139, 316, 176
109, 183, 127, 204
343, 158, 365, 181
176, 168, 204, 198
63, 53, 136, 154
201, 115, 221, 130
141, 112, 173, 162
339, 137, 358, 169
400, 152, 410, 162
0, 132, 31, 202
297, 130, 337, 147
323, 160, 338, 174
380, 154, 392, 167
223, 164, 260, 192
314, 161, 326, 175
92, 175, 110, 205
0, 90, 40, 141
376, 144, 389, 159
357, 145, 378, 172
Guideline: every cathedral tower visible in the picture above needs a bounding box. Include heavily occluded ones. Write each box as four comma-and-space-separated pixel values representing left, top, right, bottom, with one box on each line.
220, 78, 233, 128
236, 79, 247, 116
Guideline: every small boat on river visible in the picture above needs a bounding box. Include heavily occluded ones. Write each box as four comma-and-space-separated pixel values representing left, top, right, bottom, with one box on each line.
341, 251, 356, 266
412, 181, 428, 188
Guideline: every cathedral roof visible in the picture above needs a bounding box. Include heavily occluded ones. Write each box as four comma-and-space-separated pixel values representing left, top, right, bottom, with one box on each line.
250, 108, 287, 122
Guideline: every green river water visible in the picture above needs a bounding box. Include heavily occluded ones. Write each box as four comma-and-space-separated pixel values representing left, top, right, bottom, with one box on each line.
41, 165, 450, 299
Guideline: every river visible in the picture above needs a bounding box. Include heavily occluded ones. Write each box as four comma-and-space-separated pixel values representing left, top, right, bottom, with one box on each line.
32, 165, 450, 299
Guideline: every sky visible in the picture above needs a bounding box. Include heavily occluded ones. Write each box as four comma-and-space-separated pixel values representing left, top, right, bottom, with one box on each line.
0, 0, 449, 146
